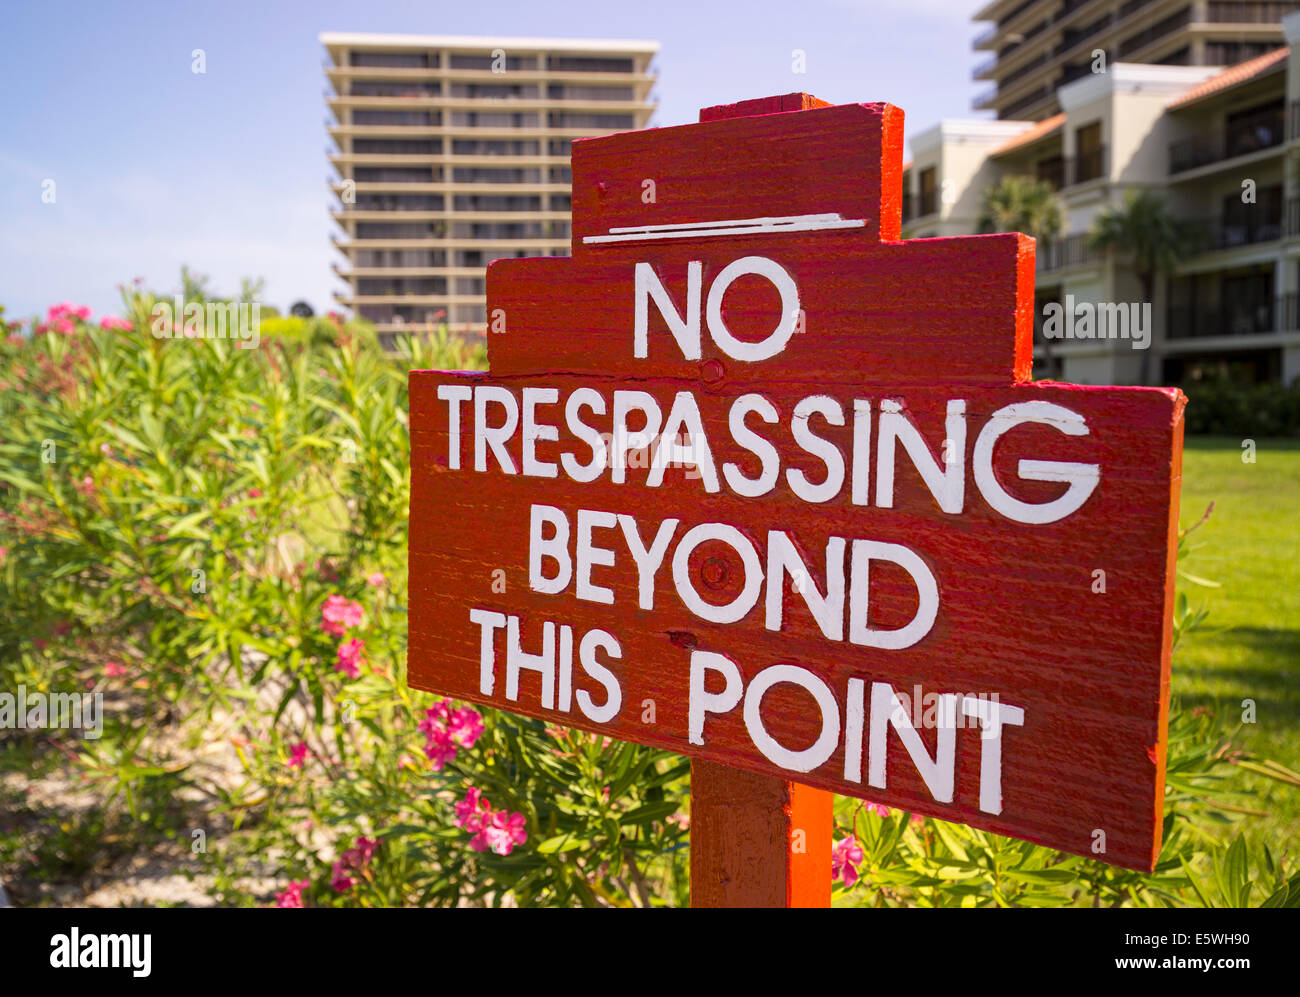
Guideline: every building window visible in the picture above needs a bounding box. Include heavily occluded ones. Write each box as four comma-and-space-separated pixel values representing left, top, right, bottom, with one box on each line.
1036, 155, 1064, 190
353, 166, 440, 183
547, 84, 634, 101
349, 51, 432, 68
450, 83, 539, 98
919, 166, 937, 216
349, 81, 441, 97
449, 53, 532, 71
1074, 121, 1103, 183
451, 139, 541, 155
353, 138, 441, 155
451, 111, 540, 128
1204, 40, 1282, 64
353, 110, 438, 126
1225, 98, 1285, 159
546, 55, 634, 72
547, 112, 635, 129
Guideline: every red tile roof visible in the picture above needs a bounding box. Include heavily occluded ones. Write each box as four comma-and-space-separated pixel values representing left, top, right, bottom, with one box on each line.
990, 113, 1065, 157
1168, 47, 1289, 109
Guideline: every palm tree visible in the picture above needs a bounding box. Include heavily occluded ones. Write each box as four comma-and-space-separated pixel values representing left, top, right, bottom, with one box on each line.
978, 176, 1065, 375
977, 174, 1064, 244
1088, 191, 1193, 382
1088, 191, 1189, 308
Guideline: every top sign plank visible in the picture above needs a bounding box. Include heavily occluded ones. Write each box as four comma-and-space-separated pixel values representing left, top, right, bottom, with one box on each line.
407, 94, 1185, 873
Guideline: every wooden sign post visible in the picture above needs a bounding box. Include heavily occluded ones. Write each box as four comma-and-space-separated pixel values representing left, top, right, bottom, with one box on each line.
408, 93, 1185, 906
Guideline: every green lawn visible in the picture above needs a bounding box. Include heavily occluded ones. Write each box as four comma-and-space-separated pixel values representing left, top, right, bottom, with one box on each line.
1174, 436, 1300, 848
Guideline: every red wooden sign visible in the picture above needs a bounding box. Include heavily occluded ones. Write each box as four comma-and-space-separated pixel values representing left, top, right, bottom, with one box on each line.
408, 93, 1185, 890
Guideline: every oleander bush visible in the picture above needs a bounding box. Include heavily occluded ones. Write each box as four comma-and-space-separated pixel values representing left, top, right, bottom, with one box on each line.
0, 287, 1294, 907
1180, 375, 1300, 439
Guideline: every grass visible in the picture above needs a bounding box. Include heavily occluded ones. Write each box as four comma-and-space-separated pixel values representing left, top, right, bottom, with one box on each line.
1174, 436, 1300, 851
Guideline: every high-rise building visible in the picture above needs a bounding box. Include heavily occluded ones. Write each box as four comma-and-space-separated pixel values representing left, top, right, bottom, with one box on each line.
904, 9, 1300, 387
322, 33, 658, 337
973, 0, 1297, 122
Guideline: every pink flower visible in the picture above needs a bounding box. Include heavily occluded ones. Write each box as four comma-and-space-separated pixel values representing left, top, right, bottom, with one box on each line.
100, 316, 132, 331
331, 836, 379, 892
454, 788, 526, 855
274, 879, 309, 908
482, 810, 528, 856
247, 488, 262, 499
320, 594, 364, 637
831, 835, 865, 888
287, 742, 309, 769
418, 701, 484, 769
75, 476, 95, 497
863, 801, 891, 819
366, 571, 386, 587
449, 705, 484, 747
342, 836, 379, 868
104, 661, 128, 678
454, 786, 492, 832
336, 637, 365, 678
330, 864, 354, 892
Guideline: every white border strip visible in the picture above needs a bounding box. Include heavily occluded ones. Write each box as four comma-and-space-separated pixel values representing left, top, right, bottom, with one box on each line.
582, 212, 867, 244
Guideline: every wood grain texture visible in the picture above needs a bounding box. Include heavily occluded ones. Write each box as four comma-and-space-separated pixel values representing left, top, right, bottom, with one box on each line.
484, 233, 1034, 385
698, 93, 832, 122
689, 760, 833, 908
568, 100, 904, 249
407, 93, 1186, 876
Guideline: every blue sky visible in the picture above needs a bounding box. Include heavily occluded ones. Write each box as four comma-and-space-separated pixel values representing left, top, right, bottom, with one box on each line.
0, 0, 986, 320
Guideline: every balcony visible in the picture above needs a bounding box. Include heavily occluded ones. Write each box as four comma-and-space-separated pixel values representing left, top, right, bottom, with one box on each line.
1195, 211, 1283, 251
1169, 112, 1285, 174
1206, 1, 1300, 23
1066, 146, 1107, 185
1037, 233, 1099, 272
1036, 157, 1065, 190
999, 86, 1053, 119
1118, 6, 1190, 58
1282, 293, 1300, 330
1167, 297, 1278, 339
1053, 13, 1113, 58
1058, 0, 1099, 18
1000, 51, 1050, 91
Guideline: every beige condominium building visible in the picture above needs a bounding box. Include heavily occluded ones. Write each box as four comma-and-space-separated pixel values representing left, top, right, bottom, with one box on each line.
973, 0, 1295, 121
904, 7, 1300, 386
323, 33, 658, 337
